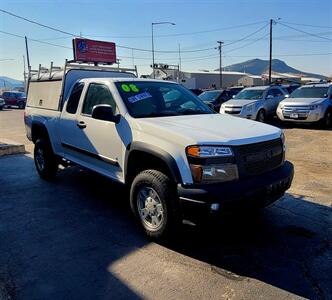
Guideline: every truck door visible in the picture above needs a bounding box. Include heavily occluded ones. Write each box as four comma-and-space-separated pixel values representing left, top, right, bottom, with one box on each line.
58, 82, 123, 182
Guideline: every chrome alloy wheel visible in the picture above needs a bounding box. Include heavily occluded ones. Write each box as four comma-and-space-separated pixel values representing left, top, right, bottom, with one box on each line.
137, 186, 164, 230
35, 148, 45, 171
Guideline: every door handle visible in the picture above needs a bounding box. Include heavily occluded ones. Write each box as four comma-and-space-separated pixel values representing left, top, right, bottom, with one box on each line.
77, 121, 87, 129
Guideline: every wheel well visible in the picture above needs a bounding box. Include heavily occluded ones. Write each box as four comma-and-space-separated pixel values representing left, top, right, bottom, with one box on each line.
125, 150, 175, 185
31, 123, 50, 144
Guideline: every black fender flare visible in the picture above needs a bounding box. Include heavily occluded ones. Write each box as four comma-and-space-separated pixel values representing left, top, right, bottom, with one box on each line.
125, 141, 182, 184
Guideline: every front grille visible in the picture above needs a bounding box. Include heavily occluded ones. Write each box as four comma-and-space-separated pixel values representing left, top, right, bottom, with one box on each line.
234, 139, 283, 178
224, 106, 242, 115
282, 105, 310, 120
225, 110, 240, 115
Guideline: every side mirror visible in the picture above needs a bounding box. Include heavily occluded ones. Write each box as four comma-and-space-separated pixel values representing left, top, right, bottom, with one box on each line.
91, 104, 120, 123
266, 95, 274, 100
285, 94, 289, 98
232, 95, 235, 98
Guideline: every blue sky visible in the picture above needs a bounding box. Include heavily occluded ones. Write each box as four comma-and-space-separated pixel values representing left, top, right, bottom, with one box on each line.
0, 0, 331, 80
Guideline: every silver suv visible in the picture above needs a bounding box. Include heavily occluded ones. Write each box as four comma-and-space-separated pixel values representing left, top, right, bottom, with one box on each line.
220, 86, 288, 122
277, 83, 332, 128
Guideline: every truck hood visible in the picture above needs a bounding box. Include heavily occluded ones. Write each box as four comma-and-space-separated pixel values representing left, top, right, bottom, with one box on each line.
280, 97, 325, 106
134, 113, 281, 146
223, 99, 258, 107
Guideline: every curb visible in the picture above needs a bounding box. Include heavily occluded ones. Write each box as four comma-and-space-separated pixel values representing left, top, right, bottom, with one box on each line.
0, 139, 26, 157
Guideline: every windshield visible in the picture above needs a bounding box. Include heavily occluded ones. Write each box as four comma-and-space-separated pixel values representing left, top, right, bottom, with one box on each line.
115, 81, 213, 118
234, 89, 264, 100
289, 87, 328, 98
198, 91, 222, 102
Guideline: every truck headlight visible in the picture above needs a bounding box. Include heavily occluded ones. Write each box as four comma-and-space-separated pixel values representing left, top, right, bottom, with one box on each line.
186, 145, 233, 158
186, 146, 238, 183
190, 163, 239, 183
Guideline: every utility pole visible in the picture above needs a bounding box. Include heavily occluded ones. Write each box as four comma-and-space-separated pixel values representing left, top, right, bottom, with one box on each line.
178, 43, 182, 82
217, 41, 224, 88
269, 19, 273, 84
24, 36, 31, 75
23, 55, 27, 92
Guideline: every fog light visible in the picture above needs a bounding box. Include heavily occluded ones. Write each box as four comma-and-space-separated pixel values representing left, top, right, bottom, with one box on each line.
211, 203, 220, 211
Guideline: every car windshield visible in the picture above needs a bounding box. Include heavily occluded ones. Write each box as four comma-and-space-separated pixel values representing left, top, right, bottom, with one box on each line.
234, 89, 265, 100
289, 87, 328, 98
115, 81, 213, 118
198, 91, 222, 102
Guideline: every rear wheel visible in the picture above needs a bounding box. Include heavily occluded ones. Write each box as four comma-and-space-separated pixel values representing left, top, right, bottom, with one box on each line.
256, 109, 266, 123
130, 169, 181, 239
34, 139, 58, 180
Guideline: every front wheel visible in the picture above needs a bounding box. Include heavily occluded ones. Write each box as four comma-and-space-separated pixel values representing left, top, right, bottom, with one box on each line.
130, 169, 181, 239
256, 109, 266, 123
320, 109, 332, 129
18, 102, 25, 109
34, 139, 58, 181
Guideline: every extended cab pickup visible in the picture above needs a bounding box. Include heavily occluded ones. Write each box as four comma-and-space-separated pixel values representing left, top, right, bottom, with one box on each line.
25, 63, 294, 239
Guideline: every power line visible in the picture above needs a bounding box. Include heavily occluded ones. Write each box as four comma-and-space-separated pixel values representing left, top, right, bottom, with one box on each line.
223, 23, 268, 47
82, 21, 269, 39
277, 22, 332, 42
0, 30, 72, 49
0, 8, 78, 37
281, 21, 332, 29
224, 33, 270, 54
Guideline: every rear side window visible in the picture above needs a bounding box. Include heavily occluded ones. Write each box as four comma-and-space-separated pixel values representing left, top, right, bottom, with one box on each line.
82, 83, 116, 116
66, 82, 84, 114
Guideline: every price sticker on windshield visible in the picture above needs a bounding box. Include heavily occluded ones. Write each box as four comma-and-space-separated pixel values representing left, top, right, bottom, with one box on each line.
128, 92, 152, 103
121, 84, 140, 93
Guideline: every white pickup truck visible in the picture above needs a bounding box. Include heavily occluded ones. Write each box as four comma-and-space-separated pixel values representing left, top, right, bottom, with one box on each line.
25, 62, 294, 238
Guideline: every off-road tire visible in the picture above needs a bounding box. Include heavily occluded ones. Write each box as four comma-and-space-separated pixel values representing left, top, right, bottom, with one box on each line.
34, 139, 58, 181
130, 169, 181, 239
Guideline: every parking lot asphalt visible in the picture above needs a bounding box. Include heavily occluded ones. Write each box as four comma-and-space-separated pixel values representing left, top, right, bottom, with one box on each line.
0, 109, 331, 299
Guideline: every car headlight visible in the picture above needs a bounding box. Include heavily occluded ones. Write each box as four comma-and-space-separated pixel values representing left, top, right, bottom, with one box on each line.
186, 145, 233, 158
279, 103, 284, 109
245, 103, 255, 113
186, 146, 239, 183
309, 104, 320, 110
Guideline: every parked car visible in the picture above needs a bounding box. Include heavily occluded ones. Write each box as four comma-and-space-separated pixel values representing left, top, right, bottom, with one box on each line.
220, 86, 288, 122
189, 88, 203, 96
280, 84, 300, 95
228, 86, 244, 96
198, 89, 233, 111
277, 83, 332, 128
0, 97, 5, 110
25, 63, 293, 239
2, 91, 27, 109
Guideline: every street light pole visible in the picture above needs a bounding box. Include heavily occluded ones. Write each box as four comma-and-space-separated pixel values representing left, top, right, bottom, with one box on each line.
151, 22, 175, 79
269, 19, 273, 85
217, 41, 224, 88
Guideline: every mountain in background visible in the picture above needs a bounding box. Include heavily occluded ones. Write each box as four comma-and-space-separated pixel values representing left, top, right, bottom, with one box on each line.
221, 58, 327, 79
0, 76, 24, 89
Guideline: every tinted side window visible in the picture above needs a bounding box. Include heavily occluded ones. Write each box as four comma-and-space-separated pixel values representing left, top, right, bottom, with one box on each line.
266, 89, 274, 97
66, 82, 84, 114
273, 88, 283, 97
82, 83, 116, 116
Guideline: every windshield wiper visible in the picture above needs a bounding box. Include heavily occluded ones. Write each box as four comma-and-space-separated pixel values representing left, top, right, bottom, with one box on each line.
139, 111, 179, 118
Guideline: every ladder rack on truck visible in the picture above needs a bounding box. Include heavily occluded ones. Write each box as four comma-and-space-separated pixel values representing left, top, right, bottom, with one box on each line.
28, 59, 138, 81
27, 59, 138, 111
